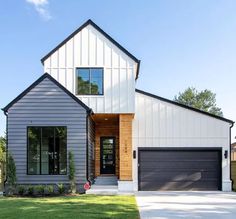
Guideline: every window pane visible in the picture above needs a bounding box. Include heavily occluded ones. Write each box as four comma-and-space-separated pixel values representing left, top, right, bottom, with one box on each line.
28, 127, 40, 174
28, 162, 40, 174
60, 163, 67, 174
77, 69, 90, 95
42, 127, 54, 174
91, 68, 103, 94
55, 127, 67, 174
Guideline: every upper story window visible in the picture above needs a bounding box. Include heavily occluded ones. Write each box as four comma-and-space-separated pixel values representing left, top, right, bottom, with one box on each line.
76, 68, 103, 95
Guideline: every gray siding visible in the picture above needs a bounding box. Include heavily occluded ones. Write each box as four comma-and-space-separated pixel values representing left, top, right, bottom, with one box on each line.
7, 78, 88, 186
87, 116, 95, 181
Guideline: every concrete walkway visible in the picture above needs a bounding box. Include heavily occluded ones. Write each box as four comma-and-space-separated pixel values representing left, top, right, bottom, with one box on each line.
136, 191, 236, 219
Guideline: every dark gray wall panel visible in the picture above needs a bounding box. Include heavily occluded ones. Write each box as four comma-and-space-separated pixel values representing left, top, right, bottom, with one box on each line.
7, 78, 88, 185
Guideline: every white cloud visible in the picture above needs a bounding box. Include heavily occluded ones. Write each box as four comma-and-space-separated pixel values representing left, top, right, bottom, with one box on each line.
26, 0, 52, 20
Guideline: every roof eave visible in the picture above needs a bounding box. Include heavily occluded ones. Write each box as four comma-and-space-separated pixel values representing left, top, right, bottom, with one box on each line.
2, 73, 92, 115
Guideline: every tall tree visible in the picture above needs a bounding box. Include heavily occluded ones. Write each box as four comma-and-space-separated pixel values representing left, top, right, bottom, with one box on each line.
174, 87, 223, 116
0, 135, 6, 162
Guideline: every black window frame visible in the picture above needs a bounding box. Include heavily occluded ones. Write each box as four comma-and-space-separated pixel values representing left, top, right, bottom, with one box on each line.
27, 126, 67, 175
76, 67, 104, 96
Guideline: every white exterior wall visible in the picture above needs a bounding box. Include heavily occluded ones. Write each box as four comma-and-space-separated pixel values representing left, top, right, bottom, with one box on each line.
132, 92, 232, 192
43, 24, 137, 113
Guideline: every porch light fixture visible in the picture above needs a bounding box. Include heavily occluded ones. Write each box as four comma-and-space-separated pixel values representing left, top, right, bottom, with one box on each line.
224, 150, 228, 159
133, 150, 136, 159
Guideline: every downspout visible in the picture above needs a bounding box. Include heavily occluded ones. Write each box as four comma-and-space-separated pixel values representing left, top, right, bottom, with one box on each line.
86, 109, 93, 185
3, 111, 8, 187
230, 122, 235, 190
86, 113, 89, 183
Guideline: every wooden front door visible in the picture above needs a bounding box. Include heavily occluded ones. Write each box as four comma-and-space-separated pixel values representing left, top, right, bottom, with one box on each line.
100, 137, 115, 174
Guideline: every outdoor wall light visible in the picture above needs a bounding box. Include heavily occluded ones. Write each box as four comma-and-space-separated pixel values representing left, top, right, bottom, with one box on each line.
133, 150, 136, 159
224, 150, 228, 159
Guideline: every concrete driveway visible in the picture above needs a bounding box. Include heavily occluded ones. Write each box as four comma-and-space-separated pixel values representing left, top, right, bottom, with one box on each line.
136, 191, 236, 219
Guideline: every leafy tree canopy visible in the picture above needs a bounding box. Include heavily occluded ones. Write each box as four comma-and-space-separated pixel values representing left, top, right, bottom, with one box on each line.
0, 135, 6, 162
174, 87, 223, 116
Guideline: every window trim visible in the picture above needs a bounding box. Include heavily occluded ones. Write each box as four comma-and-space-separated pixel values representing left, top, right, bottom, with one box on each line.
76, 67, 104, 96
27, 126, 67, 176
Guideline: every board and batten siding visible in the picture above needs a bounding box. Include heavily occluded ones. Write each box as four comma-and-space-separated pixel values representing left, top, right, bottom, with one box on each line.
133, 91, 232, 191
7, 78, 88, 187
43, 24, 137, 113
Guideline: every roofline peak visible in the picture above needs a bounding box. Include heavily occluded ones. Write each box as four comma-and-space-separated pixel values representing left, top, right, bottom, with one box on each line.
40, 19, 141, 79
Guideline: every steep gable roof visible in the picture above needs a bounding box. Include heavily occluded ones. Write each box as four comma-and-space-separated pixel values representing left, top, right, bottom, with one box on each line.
136, 89, 234, 124
41, 19, 141, 79
2, 73, 92, 114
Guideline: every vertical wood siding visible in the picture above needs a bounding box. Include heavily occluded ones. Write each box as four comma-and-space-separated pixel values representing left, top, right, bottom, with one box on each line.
7, 78, 88, 185
43, 24, 137, 114
119, 114, 133, 181
231, 161, 236, 190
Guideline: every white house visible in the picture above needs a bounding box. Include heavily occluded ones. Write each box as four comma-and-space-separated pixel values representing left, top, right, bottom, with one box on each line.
3, 19, 234, 192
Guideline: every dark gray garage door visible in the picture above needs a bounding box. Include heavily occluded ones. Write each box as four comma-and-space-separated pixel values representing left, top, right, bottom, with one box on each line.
138, 149, 221, 191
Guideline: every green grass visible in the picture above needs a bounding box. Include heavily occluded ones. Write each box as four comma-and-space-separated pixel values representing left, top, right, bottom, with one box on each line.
0, 195, 139, 219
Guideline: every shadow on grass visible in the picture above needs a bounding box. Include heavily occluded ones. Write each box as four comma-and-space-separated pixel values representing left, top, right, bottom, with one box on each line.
0, 195, 139, 219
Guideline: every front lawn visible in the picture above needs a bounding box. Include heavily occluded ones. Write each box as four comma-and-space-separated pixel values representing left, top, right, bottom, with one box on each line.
0, 195, 139, 219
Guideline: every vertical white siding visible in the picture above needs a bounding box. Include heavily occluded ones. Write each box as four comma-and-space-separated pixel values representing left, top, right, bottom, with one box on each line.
43, 24, 137, 113
133, 92, 232, 191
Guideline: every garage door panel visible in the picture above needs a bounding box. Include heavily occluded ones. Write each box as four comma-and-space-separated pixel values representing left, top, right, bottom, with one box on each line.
139, 161, 219, 169
140, 180, 219, 191
140, 171, 219, 181
139, 151, 219, 161
138, 149, 221, 191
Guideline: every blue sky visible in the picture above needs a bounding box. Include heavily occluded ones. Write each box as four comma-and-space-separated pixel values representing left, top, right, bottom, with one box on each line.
0, 0, 236, 140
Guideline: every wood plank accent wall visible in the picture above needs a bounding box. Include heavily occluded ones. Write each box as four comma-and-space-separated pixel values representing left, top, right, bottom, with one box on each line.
119, 114, 134, 180
95, 122, 119, 177
231, 143, 236, 161
231, 161, 236, 190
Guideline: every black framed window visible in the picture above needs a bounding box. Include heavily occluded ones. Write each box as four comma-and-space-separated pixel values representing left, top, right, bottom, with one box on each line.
27, 127, 67, 175
76, 68, 103, 95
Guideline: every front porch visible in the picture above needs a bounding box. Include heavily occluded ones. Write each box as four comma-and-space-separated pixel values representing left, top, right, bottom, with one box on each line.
89, 113, 134, 193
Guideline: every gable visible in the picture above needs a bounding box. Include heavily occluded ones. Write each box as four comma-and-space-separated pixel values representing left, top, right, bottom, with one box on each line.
135, 89, 234, 125
41, 19, 140, 79
134, 90, 233, 149
2, 73, 91, 113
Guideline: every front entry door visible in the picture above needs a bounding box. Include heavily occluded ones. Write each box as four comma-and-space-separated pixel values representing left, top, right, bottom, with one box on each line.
100, 137, 115, 174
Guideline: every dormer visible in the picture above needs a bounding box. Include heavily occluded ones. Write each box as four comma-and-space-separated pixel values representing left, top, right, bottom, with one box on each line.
41, 19, 140, 113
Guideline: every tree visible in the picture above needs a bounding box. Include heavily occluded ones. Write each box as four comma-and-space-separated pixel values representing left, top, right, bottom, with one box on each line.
0, 135, 6, 162
68, 151, 76, 193
174, 87, 223, 116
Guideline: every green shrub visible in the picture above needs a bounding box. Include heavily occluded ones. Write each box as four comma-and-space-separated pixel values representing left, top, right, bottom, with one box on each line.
57, 183, 65, 194
35, 185, 45, 196
17, 185, 25, 196
46, 185, 54, 194
28, 186, 34, 196
6, 153, 17, 195
69, 151, 76, 193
